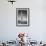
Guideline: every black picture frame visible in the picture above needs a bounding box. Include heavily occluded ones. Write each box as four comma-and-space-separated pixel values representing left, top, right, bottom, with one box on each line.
16, 8, 30, 26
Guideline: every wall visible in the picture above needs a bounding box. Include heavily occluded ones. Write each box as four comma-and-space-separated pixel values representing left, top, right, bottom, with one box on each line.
0, 0, 46, 41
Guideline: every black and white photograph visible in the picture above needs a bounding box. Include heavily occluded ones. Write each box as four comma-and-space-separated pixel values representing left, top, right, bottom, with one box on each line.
16, 8, 29, 26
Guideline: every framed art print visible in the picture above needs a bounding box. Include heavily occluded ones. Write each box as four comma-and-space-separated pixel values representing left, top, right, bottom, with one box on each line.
16, 8, 30, 26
